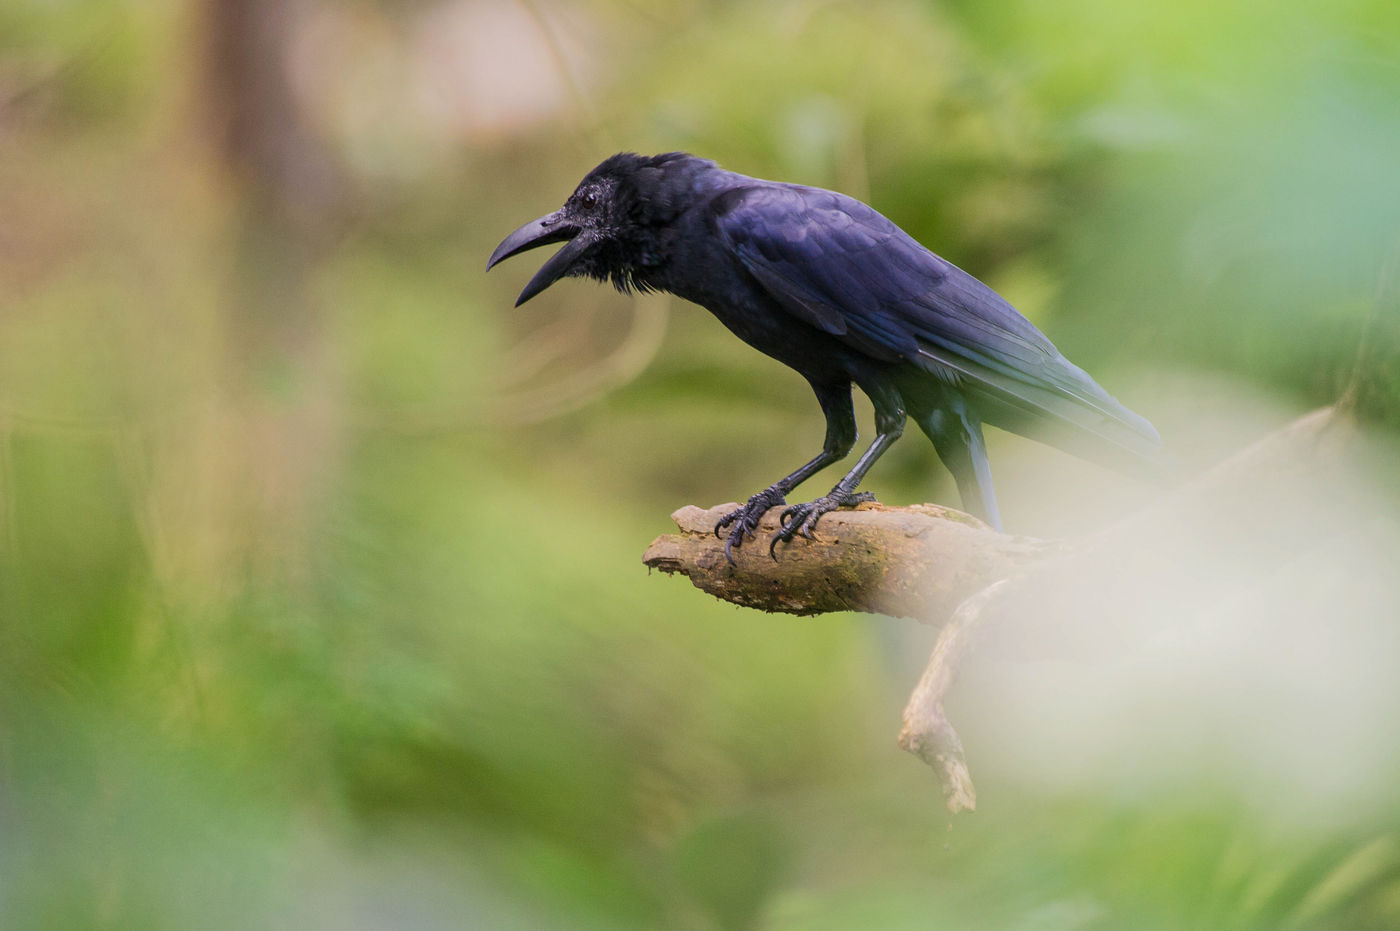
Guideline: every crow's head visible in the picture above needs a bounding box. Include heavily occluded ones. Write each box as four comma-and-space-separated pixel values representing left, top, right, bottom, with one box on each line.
487, 152, 712, 305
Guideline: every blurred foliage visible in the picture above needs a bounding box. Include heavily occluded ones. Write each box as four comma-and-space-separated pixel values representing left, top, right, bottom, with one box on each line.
2, 0, 1399, 927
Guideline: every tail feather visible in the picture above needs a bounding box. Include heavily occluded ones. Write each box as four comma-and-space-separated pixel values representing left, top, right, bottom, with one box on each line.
913, 346, 1168, 481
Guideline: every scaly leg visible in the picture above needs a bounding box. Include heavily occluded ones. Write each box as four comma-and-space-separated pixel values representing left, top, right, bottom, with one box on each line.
770, 384, 905, 555
715, 380, 856, 563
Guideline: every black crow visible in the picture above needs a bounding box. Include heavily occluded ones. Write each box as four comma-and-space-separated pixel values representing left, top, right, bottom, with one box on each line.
488, 152, 1162, 560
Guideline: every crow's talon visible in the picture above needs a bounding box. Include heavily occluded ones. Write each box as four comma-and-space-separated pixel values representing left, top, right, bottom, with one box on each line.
716, 487, 787, 564
768, 490, 877, 555
714, 509, 752, 538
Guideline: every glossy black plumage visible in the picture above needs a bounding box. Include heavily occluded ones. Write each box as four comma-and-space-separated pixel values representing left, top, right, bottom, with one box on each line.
488, 152, 1163, 558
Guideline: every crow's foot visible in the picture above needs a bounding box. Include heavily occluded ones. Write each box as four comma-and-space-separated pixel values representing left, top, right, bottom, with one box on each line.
714, 487, 788, 564
769, 491, 877, 557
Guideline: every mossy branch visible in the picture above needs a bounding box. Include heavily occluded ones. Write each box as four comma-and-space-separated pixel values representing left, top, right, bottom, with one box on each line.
643, 501, 1059, 621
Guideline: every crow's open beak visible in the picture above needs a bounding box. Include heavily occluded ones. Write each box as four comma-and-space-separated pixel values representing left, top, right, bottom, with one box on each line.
486, 211, 590, 306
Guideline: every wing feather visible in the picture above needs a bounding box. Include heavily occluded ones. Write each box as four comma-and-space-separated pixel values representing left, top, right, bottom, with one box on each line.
713, 183, 1162, 464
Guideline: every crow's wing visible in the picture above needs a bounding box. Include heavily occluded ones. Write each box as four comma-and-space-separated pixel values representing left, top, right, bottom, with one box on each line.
712, 183, 1162, 465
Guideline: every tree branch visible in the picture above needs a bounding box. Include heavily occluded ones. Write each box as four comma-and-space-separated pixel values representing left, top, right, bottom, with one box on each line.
642, 502, 1053, 812
643, 502, 1060, 621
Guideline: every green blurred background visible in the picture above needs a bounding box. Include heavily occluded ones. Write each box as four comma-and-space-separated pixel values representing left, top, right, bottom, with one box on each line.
3, 0, 1400, 927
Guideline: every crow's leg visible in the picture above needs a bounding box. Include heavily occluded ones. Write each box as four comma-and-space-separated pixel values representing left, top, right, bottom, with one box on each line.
771, 389, 905, 555
716, 380, 856, 563
915, 402, 1003, 531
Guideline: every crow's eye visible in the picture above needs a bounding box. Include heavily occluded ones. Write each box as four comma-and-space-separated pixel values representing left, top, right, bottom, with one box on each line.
580, 191, 598, 209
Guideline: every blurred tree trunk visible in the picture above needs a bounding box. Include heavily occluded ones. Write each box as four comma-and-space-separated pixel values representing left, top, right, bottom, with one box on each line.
202, 0, 349, 587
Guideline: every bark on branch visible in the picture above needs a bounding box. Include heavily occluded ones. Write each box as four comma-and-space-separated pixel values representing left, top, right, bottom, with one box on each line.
643, 502, 1059, 621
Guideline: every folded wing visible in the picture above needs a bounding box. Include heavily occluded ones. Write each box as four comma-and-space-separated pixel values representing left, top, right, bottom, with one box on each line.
712, 183, 1163, 468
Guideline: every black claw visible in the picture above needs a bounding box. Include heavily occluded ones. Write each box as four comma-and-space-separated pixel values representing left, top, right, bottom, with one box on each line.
764, 490, 875, 556
716, 488, 787, 565
718, 487, 871, 564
